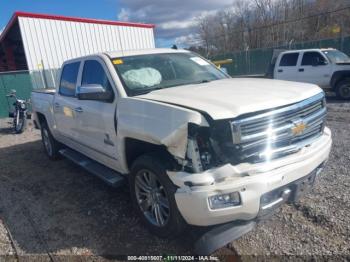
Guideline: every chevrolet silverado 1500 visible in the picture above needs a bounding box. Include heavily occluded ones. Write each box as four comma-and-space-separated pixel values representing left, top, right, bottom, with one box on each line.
31, 48, 332, 252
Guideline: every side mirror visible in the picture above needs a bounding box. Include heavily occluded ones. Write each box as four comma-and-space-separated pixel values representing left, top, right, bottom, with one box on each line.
319, 59, 328, 65
76, 84, 113, 101
220, 67, 228, 74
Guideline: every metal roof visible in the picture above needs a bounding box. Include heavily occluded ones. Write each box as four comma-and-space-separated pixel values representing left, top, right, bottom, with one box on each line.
0, 11, 155, 43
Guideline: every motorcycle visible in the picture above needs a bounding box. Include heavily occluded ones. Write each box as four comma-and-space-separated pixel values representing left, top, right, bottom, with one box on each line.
6, 90, 29, 134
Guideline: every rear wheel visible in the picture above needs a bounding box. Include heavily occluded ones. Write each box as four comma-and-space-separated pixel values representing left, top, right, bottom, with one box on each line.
129, 154, 187, 238
335, 80, 350, 100
41, 122, 61, 160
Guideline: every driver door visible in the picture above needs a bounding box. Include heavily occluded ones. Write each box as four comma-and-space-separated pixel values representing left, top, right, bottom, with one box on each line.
73, 58, 120, 170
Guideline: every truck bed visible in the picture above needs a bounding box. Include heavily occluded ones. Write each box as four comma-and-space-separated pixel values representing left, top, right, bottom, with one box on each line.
31, 89, 56, 129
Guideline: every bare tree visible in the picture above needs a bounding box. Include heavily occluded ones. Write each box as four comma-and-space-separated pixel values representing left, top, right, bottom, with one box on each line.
192, 0, 350, 55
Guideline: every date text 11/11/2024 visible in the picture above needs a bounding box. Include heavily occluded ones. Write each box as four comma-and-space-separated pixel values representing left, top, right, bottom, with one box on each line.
127, 255, 220, 261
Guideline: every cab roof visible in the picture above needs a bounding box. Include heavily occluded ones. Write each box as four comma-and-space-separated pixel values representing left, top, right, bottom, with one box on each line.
61, 48, 191, 66
281, 48, 337, 54
105, 48, 190, 58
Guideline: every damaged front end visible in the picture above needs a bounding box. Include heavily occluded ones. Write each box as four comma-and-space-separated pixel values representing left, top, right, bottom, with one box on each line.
174, 119, 247, 179
174, 92, 328, 181
165, 93, 331, 228
170, 121, 248, 187
183, 123, 219, 174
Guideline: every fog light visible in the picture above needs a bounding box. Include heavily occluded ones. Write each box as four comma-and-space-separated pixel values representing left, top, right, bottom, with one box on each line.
208, 192, 241, 209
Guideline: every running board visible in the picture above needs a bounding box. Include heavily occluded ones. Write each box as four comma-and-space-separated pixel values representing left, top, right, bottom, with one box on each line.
59, 148, 126, 188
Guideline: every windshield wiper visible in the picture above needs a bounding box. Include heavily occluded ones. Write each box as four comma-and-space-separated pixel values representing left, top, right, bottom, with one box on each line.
192, 79, 212, 85
130, 86, 164, 96
131, 80, 214, 96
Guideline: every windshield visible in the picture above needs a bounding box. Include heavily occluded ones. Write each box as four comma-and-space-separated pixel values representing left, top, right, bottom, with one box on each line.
323, 50, 350, 63
112, 52, 228, 96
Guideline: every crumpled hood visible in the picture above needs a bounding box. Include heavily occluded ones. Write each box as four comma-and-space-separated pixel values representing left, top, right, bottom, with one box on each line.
138, 78, 323, 120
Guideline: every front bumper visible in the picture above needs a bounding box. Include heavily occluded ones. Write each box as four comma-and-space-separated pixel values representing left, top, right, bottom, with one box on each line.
194, 169, 321, 255
170, 127, 332, 226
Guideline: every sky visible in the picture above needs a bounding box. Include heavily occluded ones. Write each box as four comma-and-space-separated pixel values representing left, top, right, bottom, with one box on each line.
0, 0, 232, 47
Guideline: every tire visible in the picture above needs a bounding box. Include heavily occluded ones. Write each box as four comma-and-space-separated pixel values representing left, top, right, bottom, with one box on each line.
41, 121, 61, 160
14, 112, 26, 134
129, 153, 187, 238
335, 79, 350, 100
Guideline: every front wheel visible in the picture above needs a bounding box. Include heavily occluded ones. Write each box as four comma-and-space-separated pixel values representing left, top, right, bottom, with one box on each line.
129, 154, 187, 238
14, 110, 26, 134
335, 80, 350, 100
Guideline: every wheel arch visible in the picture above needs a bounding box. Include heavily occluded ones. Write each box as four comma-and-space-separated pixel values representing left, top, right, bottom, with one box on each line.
34, 112, 47, 129
331, 70, 350, 89
124, 137, 179, 172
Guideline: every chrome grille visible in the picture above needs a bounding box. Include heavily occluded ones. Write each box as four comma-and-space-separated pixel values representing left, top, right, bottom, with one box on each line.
230, 93, 326, 162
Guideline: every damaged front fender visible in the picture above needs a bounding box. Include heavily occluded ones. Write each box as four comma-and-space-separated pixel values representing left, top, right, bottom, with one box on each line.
117, 97, 209, 160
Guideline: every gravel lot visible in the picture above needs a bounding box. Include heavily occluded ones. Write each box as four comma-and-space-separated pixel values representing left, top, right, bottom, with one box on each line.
0, 99, 349, 260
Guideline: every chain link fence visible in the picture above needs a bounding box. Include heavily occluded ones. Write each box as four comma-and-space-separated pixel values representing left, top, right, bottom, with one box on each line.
214, 35, 350, 77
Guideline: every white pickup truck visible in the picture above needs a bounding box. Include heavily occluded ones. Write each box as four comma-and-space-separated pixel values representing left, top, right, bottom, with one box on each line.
31, 48, 332, 253
270, 48, 350, 99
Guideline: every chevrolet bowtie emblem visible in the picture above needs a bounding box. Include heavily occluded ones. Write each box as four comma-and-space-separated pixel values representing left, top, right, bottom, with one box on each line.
292, 122, 307, 135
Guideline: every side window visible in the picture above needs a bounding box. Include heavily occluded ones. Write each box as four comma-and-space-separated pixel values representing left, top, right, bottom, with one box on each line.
301, 52, 327, 66
81, 60, 113, 93
279, 53, 299, 67
59, 62, 80, 97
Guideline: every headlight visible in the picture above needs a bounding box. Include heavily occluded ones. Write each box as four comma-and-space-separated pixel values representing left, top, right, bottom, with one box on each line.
208, 192, 241, 209
20, 103, 26, 109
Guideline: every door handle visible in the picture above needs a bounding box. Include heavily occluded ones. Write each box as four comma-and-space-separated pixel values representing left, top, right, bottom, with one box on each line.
299, 68, 305, 72
278, 69, 283, 73
54, 102, 60, 109
74, 107, 83, 113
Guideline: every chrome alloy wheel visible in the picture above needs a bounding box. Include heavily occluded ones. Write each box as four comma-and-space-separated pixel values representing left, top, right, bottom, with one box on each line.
135, 169, 170, 227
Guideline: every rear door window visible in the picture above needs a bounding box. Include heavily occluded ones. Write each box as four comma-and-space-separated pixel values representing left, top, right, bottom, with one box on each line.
279, 53, 299, 67
59, 62, 80, 97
